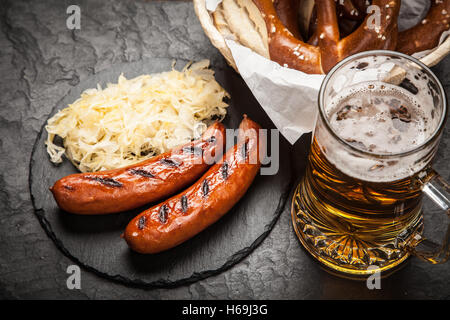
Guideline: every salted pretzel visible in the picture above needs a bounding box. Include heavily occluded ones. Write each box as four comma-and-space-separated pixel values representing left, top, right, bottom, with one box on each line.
303, 0, 450, 54
306, 0, 371, 46
253, 0, 401, 74
397, 0, 450, 55
273, 0, 302, 39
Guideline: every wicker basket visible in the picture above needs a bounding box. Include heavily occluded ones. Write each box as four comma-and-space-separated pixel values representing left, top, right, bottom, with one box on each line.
194, 0, 450, 73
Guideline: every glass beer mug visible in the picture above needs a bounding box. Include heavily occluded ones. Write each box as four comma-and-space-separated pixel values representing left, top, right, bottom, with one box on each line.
291, 50, 450, 277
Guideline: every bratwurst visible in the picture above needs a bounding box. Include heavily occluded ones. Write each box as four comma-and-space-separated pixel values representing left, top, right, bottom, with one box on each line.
124, 115, 263, 254
50, 122, 226, 214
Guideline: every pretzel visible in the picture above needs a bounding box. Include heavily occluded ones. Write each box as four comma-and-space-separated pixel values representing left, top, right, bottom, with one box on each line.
338, 0, 368, 20
397, 0, 450, 55
253, 0, 400, 73
307, 0, 370, 46
267, 0, 450, 70
273, 0, 302, 39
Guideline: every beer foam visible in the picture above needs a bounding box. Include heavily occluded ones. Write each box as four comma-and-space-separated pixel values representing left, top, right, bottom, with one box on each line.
328, 82, 432, 154
320, 82, 437, 182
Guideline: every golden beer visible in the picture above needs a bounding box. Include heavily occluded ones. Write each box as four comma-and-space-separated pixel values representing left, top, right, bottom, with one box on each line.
292, 51, 449, 277
292, 137, 425, 275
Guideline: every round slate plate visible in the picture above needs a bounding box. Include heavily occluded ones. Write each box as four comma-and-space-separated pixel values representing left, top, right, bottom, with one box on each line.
29, 58, 294, 288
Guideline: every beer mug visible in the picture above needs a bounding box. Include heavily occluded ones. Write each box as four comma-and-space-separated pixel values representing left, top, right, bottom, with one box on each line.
291, 50, 449, 278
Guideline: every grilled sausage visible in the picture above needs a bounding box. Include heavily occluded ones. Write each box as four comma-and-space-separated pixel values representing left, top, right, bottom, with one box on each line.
123, 115, 263, 254
50, 122, 226, 215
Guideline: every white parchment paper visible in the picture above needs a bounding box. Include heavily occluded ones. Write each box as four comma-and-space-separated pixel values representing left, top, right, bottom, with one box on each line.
205, 0, 449, 144
225, 40, 324, 144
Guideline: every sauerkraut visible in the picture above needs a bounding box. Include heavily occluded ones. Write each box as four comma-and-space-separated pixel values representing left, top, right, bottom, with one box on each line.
45, 60, 229, 172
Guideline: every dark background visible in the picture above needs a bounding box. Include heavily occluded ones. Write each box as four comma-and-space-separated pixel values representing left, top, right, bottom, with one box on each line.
0, 0, 449, 299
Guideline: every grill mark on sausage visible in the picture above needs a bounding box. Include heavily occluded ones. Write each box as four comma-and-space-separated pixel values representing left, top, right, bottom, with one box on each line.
129, 168, 155, 178
63, 185, 74, 191
138, 216, 146, 230
221, 161, 229, 180
241, 141, 249, 160
202, 179, 209, 197
160, 158, 180, 167
159, 204, 169, 224
182, 146, 203, 156
180, 195, 188, 213
85, 176, 123, 187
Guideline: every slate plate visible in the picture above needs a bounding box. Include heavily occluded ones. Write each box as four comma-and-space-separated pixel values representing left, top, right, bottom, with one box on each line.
29, 58, 294, 288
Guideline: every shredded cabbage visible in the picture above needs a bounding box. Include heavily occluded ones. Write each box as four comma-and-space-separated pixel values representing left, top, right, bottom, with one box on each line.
45, 60, 229, 172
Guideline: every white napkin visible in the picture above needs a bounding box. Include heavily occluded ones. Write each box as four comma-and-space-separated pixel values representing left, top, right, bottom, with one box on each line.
205, 0, 449, 144
226, 40, 324, 144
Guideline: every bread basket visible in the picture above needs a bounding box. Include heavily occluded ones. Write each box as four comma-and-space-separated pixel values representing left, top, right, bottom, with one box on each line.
194, 0, 450, 73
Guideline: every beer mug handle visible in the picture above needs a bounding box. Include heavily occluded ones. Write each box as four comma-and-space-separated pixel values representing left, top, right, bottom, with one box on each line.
408, 170, 450, 264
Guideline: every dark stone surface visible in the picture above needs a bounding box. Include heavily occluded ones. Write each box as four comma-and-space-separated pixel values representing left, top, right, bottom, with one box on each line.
0, 0, 449, 299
